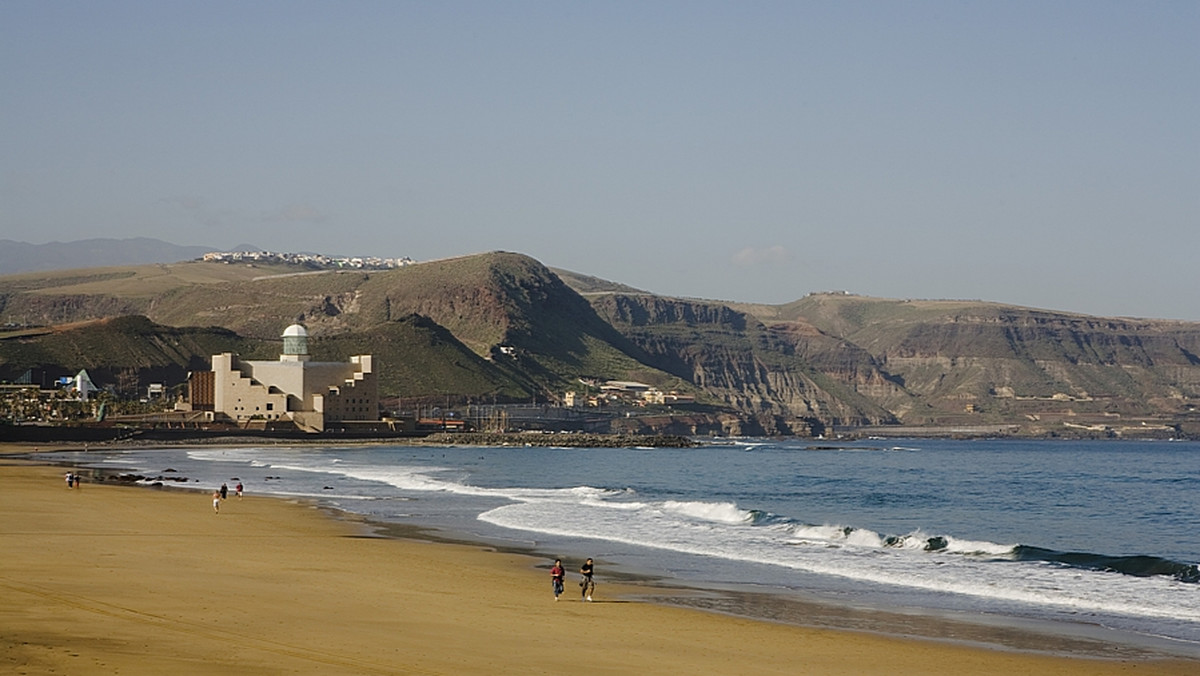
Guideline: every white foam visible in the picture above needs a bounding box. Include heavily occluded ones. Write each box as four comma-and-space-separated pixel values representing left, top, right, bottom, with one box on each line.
660, 500, 754, 524
126, 446, 1200, 632
477, 499, 1200, 626
942, 536, 1017, 556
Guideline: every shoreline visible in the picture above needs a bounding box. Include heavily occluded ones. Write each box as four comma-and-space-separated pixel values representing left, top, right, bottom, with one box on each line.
361, 511, 1198, 661
7, 446, 1200, 672
4, 458, 1195, 672
1, 427, 1191, 452
354, 498, 1200, 662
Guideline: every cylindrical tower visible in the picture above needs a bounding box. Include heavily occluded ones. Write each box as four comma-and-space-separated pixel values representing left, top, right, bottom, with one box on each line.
281, 324, 310, 362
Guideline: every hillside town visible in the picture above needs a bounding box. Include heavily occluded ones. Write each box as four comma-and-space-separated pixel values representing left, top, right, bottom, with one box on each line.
201, 250, 414, 270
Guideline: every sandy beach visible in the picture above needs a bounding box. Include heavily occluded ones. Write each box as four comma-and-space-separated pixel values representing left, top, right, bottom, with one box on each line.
2, 454, 1197, 675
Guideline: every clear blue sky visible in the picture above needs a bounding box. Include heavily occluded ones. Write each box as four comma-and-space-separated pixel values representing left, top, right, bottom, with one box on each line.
3, 1, 1197, 319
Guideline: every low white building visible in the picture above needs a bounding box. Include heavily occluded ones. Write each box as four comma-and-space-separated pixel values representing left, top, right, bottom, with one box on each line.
601, 380, 652, 394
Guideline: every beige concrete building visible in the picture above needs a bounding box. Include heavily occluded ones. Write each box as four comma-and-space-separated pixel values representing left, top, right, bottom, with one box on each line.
198, 324, 378, 432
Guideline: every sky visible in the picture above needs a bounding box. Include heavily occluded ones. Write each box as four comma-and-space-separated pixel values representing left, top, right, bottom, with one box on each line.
2, 1, 1197, 319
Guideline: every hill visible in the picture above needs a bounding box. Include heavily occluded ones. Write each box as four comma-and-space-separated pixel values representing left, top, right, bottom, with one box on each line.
3, 254, 1200, 437
770, 293, 1200, 426
0, 315, 263, 393
575, 289, 1200, 436
139, 253, 684, 393
0, 252, 687, 406
588, 293, 897, 433
0, 313, 535, 403
0, 259, 311, 325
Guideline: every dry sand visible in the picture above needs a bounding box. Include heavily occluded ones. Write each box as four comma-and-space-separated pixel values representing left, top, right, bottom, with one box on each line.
2, 457, 1197, 675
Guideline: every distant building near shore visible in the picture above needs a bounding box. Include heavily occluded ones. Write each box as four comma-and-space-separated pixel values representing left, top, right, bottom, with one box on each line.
601, 381, 652, 394
74, 369, 97, 401
187, 324, 378, 432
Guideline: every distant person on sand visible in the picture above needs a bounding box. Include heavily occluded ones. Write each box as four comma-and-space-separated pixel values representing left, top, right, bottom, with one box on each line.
212, 491, 221, 514
235, 482, 243, 498
580, 558, 594, 601
220, 483, 228, 500
551, 559, 565, 601
65, 472, 73, 489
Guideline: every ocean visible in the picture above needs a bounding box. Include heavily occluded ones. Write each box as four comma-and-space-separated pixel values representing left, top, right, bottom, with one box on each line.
49, 438, 1200, 655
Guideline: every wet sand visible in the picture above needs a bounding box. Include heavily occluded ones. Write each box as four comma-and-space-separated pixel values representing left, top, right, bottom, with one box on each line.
2, 457, 1197, 675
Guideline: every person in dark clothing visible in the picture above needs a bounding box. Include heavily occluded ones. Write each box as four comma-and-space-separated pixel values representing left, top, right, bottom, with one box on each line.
580, 558, 594, 601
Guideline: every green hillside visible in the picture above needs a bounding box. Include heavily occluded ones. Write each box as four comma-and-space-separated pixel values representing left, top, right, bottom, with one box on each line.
0, 314, 534, 402
0, 253, 685, 403
0, 315, 264, 390
305, 314, 533, 400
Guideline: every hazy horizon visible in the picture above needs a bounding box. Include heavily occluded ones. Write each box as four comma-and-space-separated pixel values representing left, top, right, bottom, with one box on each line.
3, 2, 1197, 319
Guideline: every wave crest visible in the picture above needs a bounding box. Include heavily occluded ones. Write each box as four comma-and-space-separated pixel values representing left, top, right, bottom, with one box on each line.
661, 500, 754, 524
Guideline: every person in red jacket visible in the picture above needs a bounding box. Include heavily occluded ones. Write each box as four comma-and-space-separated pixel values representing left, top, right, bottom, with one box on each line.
550, 559, 565, 600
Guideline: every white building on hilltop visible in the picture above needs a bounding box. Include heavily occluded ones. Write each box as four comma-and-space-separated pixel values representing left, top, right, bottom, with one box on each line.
191, 324, 378, 432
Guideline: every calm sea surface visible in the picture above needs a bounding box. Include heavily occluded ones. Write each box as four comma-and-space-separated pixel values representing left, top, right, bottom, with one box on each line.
49, 438, 1200, 652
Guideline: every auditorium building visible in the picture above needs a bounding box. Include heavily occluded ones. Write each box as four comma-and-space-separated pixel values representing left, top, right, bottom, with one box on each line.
188, 324, 378, 432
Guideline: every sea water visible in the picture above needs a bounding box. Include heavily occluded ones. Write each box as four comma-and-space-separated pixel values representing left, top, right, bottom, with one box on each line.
50, 438, 1200, 653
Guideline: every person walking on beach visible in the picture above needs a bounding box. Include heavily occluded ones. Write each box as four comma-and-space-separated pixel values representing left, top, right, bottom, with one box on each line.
65, 472, 74, 489
551, 559, 565, 601
220, 483, 228, 500
235, 482, 243, 499
580, 558, 595, 601
212, 490, 221, 514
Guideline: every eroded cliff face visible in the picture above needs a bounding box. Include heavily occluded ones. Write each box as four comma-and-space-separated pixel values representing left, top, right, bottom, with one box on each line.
780, 299, 1200, 426
601, 295, 748, 330
591, 295, 899, 428
592, 293, 1200, 431
865, 315, 1200, 405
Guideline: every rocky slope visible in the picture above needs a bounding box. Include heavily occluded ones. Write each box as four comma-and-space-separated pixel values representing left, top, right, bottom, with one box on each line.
4, 253, 1200, 436
581, 291, 1200, 435
590, 294, 898, 432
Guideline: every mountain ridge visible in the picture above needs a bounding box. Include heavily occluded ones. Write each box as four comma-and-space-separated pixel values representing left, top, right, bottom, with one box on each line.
0, 237, 240, 276
2, 250, 1199, 437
